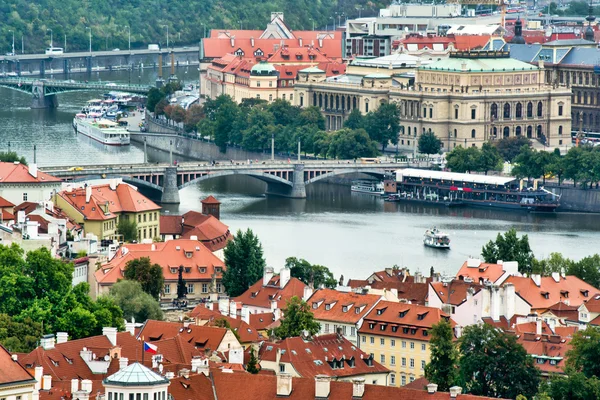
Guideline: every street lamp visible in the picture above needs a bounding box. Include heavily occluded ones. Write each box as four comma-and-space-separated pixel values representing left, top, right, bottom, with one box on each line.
125, 26, 131, 51
201, 23, 207, 38
85, 27, 92, 54
47, 28, 53, 48
162, 25, 169, 49
64, 33, 67, 52
8, 30, 14, 55
310, 18, 315, 31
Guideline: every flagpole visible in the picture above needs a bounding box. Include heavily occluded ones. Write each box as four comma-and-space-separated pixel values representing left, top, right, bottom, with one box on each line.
142, 340, 145, 366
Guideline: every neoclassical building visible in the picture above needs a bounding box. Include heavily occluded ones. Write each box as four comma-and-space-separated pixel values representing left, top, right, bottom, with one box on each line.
293, 50, 572, 149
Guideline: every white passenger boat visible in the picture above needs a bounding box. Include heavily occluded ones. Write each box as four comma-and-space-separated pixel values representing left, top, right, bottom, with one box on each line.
73, 114, 130, 146
351, 180, 384, 195
423, 227, 451, 249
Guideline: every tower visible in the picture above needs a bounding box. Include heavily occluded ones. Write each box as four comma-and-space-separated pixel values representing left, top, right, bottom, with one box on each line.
201, 195, 221, 220
585, 1, 596, 42
511, 16, 526, 44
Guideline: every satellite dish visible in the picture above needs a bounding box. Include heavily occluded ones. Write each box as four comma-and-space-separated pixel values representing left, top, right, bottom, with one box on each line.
104, 355, 110, 361
159, 364, 164, 373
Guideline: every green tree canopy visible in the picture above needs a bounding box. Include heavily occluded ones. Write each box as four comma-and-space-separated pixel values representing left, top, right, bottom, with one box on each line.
285, 257, 337, 289
123, 257, 165, 299
481, 228, 534, 274
566, 326, 600, 378
424, 320, 458, 392
478, 142, 503, 175
446, 146, 480, 173
458, 324, 540, 399
109, 280, 163, 322
0, 151, 27, 165
222, 229, 266, 297
327, 128, 378, 159
117, 218, 138, 242
365, 103, 400, 151
418, 130, 442, 155
246, 347, 260, 374
494, 136, 531, 162
273, 296, 321, 339
344, 108, 365, 130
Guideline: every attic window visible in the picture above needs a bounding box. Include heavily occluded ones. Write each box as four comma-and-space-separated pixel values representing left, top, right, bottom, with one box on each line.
254, 49, 264, 56
305, 348, 312, 354
198, 267, 207, 273
325, 304, 331, 311
376, 307, 387, 315
313, 302, 318, 309
403, 327, 409, 334
184, 267, 191, 273
560, 290, 569, 298
541, 291, 550, 299
342, 306, 348, 312
380, 324, 387, 331
355, 307, 361, 314
410, 328, 417, 335
399, 310, 408, 318
185, 251, 193, 258
417, 312, 429, 320
369, 323, 375, 329
314, 360, 323, 365
170, 268, 177, 274
347, 357, 356, 368
215, 267, 222, 273
550, 359, 557, 365
291, 350, 297, 355
391, 326, 398, 333
423, 330, 429, 336
266, 346, 273, 351
581, 290, 590, 297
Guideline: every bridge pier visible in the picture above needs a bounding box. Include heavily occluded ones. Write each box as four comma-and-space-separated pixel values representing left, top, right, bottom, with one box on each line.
266, 164, 306, 199
31, 82, 58, 109
160, 166, 180, 204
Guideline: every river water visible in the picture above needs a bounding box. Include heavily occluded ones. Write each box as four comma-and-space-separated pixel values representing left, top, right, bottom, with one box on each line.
2, 70, 600, 280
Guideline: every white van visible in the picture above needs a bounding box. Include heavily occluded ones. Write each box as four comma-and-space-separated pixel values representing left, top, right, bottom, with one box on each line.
45, 47, 64, 55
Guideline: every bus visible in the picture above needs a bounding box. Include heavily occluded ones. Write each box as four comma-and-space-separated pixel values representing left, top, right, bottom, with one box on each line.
45, 47, 64, 55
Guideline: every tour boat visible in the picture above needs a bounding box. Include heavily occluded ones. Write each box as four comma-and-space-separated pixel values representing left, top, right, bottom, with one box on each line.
351, 180, 384, 195
73, 114, 130, 146
423, 227, 451, 249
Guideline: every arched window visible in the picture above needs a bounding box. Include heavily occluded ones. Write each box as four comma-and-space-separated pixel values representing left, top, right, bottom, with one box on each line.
577, 92, 582, 104
335, 95, 339, 109
313, 93, 317, 106
586, 73, 590, 85
516, 126, 522, 136
558, 126, 563, 135
318, 93, 323, 108
515, 103, 522, 118
408, 127, 411, 136
503, 103, 511, 119
584, 92, 588, 105
537, 101, 543, 117
471, 129, 476, 138
536, 125, 542, 138
365, 99, 369, 113
493, 127, 498, 138
527, 126, 532, 138
491, 103, 498, 119
353, 97, 357, 110
527, 102, 533, 118
583, 113, 588, 126
503, 127, 510, 138
454, 129, 457, 138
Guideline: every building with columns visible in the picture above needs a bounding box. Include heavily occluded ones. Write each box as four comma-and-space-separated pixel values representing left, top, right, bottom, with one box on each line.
293, 50, 572, 149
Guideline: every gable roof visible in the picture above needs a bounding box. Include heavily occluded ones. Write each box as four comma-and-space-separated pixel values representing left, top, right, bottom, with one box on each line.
308, 289, 382, 324
233, 276, 306, 310
95, 239, 225, 286
259, 334, 389, 378
187, 305, 263, 344
430, 280, 483, 306
0, 196, 15, 208
137, 320, 228, 351
0, 344, 35, 386
456, 260, 506, 284
0, 162, 61, 184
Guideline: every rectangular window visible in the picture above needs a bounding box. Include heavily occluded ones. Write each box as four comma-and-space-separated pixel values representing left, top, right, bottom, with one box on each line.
343, 325, 347, 335
401, 375, 406, 386
421, 360, 426, 370
164, 284, 170, 294
362, 335, 366, 343
380, 338, 385, 346
325, 323, 330, 333
137, 215, 141, 223
143, 214, 147, 222
351, 327, 356, 337
391, 355, 396, 366
120, 394, 123, 400
410, 342, 415, 349
279, 364, 285, 372
410, 358, 415, 368
202, 283, 208, 293
402, 357, 406, 367
23, 193, 27, 201
216, 283, 222, 293
402, 341, 406, 348
129, 394, 134, 400
429, 108, 433, 118
370, 336, 374, 344
390, 374, 396, 385
380, 354, 385, 364
391, 339, 395, 347
109, 394, 113, 400
455, 108, 458, 119
558, 105, 563, 116
471, 109, 476, 119
421, 344, 426, 351
187, 283, 194, 294
143, 395, 148, 400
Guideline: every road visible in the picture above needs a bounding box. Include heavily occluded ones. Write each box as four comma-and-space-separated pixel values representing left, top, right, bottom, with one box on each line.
0, 46, 199, 62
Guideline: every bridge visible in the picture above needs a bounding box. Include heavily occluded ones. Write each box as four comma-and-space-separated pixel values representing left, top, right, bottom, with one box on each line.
0, 77, 152, 108
40, 160, 426, 203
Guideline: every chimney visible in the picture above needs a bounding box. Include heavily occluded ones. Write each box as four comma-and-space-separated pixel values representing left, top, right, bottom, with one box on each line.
80, 380, 92, 393
490, 286, 500, 321
71, 379, 79, 394
454, 325, 462, 338
11, 354, 17, 361
34, 366, 43, 390
85, 185, 92, 203
279, 267, 291, 289
314, 375, 331, 398
352, 378, 365, 398
125, 321, 136, 336
191, 356, 203, 372
29, 163, 38, 178
263, 266, 274, 286
80, 347, 92, 362
449, 386, 462, 398
178, 368, 190, 379
277, 373, 293, 396
109, 179, 117, 190
40, 334, 55, 350
229, 301, 237, 318
241, 306, 250, 324
42, 375, 52, 391
230, 37, 235, 47
504, 283, 516, 320
299, 37, 303, 47
271, 299, 278, 313
103, 327, 118, 346
536, 318, 542, 335
151, 243, 156, 251
119, 357, 129, 370
427, 383, 438, 393
273, 307, 281, 321
251, 37, 255, 47
56, 332, 68, 344
303, 286, 313, 301
531, 274, 542, 287
551, 272, 560, 283
219, 297, 230, 316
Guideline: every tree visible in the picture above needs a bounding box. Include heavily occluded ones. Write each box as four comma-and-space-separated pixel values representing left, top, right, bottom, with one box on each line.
24, 247, 74, 302
548, 370, 600, 400
285, 257, 337, 289
0, 151, 27, 165
481, 228, 534, 274
222, 229, 266, 297
343, 108, 365, 130
109, 280, 163, 322
154, 98, 168, 117
123, 257, 165, 299
478, 142, 502, 175
567, 254, 600, 289
295, 106, 326, 130
418, 130, 442, 155
117, 218, 138, 242
0, 314, 42, 352
213, 96, 239, 152
246, 348, 260, 374
273, 296, 321, 339
267, 99, 297, 127
424, 320, 458, 392
170, 105, 186, 124
177, 265, 187, 299
563, 146, 587, 188
494, 136, 531, 162
512, 145, 542, 181
566, 326, 600, 378
327, 128, 378, 159
365, 102, 400, 151
458, 324, 540, 399
146, 88, 164, 113
241, 107, 275, 152
446, 146, 480, 173
184, 104, 204, 133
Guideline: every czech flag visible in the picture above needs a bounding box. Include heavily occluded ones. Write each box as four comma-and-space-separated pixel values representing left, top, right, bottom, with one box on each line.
144, 342, 158, 354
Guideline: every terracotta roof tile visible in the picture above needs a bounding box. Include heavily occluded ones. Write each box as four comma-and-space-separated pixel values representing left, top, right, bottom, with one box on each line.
138, 320, 227, 351
308, 289, 382, 324
0, 344, 35, 385
0, 196, 15, 208
0, 162, 61, 184
248, 312, 277, 331
456, 260, 506, 284
233, 277, 306, 310
430, 280, 483, 306
201, 195, 221, 205
582, 294, 600, 313
1, 209, 15, 221
159, 215, 183, 235
187, 306, 263, 343
14, 202, 38, 215
505, 275, 599, 310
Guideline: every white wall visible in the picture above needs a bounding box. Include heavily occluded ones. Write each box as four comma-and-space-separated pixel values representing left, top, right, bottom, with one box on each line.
0, 183, 60, 206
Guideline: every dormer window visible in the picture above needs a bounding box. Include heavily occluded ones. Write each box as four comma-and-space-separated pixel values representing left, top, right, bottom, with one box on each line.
417, 312, 429, 321
215, 267, 222, 273
234, 48, 245, 56
581, 290, 590, 297
541, 291, 550, 299
348, 356, 355, 367
313, 302, 318, 309
376, 307, 387, 315
423, 330, 429, 336
325, 304, 331, 310
355, 307, 360, 314
184, 267, 191, 273
198, 267, 207, 273
185, 251, 193, 258
561, 290, 569, 298
410, 328, 417, 335
342, 306, 348, 312
254, 49, 264, 57
399, 310, 408, 318
369, 323, 375, 329
170, 268, 177, 274
380, 324, 387, 331
403, 327, 409, 334
391, 326, 398, 333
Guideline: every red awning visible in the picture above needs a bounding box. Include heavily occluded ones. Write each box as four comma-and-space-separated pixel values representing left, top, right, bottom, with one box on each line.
450, 186, 458, 191
463, 187, 473, 192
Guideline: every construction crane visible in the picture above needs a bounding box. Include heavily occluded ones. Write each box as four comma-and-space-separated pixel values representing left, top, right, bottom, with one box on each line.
446, 0, 508, 28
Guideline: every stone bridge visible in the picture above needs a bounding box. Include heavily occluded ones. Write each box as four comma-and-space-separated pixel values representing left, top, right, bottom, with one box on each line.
41, 160, 423, 203
0, 77, 151, 108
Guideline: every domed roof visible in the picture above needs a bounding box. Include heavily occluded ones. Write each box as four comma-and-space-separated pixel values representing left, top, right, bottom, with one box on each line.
250, 61, 277, 75
103, 363, 169, 387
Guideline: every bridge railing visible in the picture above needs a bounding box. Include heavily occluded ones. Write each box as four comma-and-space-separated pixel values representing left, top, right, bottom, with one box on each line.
0, 77, 151, 92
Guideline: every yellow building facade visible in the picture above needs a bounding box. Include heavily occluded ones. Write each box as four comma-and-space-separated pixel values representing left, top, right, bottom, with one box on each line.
358, 301, 453, 387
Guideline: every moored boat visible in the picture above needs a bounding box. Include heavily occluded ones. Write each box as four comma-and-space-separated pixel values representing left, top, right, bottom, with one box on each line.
73, 114, 130, 146
423, 227, 450, 249
351, 180, 384, 195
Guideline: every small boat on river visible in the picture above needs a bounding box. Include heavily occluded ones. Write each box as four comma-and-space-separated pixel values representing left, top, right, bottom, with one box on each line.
423, 227, 450, 249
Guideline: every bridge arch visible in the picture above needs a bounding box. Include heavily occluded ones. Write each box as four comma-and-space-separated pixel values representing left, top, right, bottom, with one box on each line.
177, 170, 293, 189
305, 168, 392, 185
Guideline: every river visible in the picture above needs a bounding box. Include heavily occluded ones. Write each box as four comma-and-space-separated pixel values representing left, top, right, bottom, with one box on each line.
1, 69, 600, 280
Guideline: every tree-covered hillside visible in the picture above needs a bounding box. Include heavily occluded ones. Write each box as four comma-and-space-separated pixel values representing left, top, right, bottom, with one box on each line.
0, 0, 389, 54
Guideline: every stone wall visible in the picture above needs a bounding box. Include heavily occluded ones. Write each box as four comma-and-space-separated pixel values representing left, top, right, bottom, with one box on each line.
547, 185, 600, 213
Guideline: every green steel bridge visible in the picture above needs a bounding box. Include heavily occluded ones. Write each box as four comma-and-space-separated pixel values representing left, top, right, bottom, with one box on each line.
0, 77, 152, 108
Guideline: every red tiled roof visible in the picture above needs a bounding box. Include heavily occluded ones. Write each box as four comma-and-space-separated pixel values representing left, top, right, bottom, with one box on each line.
403, 376, 430, 390
582, 294, 600, 313
57, 183, 160, 221
308, 289, 381, 324
14, 202, 38, 215
0, 162, 61, 184
456, 260, 505, 284
430, 280, 483, 306
554, 326, 577, 337
95, 239, 225, 285
0, 344, 35, 385
249, 312, 277, 331
1, 209, 14, 221
188, 306, 263, 343
138, 320, 228, 351
26, 214, 50, 233
0, 196, 15, 208
505, 275, 599, 310
359, 301, 454, 341
517, 334, 570, 374
233, 276, 306, 310
454, 35, 492, 50
180, 211, 232, 252
159, 215, 183, 235
201, 195, 221, 205
543, 301, 579, 321
259, 334, 389, 379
